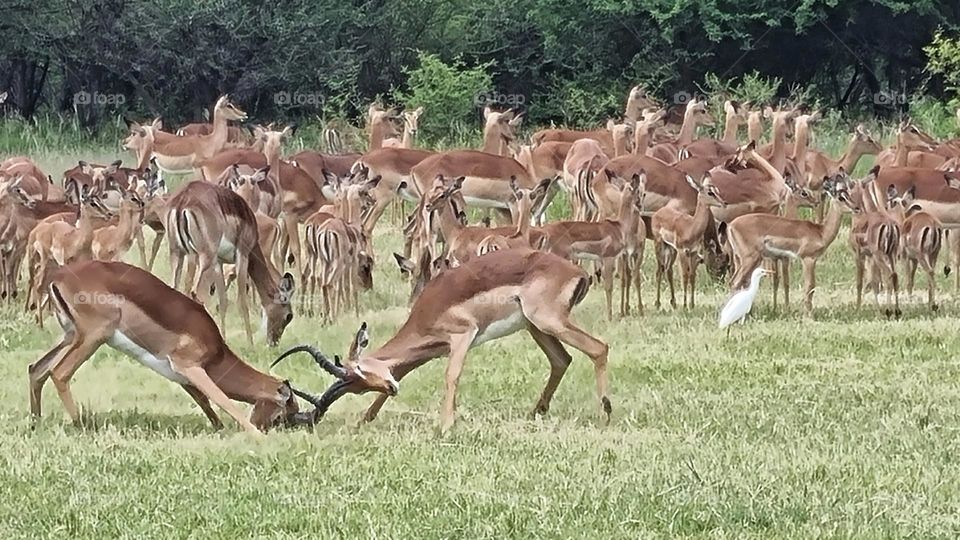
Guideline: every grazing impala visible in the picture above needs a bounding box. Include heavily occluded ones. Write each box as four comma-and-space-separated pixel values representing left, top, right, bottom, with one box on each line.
165, 181, 295, 345
272, 248, 610, 433
28, 260, 328, 433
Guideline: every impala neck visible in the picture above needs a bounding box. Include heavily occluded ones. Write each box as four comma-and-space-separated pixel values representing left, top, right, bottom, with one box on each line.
770, 120, 788, 169
687, 193, 712, 240
837, 137, 859, 173
247, 242, 281, 306
792, 123, 810, 161
893, 134, 910, 167
722, 115, 740, 145
206, 108, 230, 157
634, 127, 653, 155
748, 151, 785, 185
782, 194, 802, 219
481, 126, 502, 155
821, 199, 845, 245
369, 122, 390, 151
747, 115, 763, 144
677, 109, 699, 146
117, 205, 139, 238
435, 199, 464, 245
401, 127, 415, 148
207, 348, 283, 404
369, 323, 451, 380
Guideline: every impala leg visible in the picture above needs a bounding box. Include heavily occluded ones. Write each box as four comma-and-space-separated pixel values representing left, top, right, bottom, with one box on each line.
522, 304, 610, 423
666, 257, 677, 309
771, 259, 779, 310
782, 260, 790, 308
48, 333, 110, 424
802, 258, 816, 317
634, 247, 644, 316
360, 394, 390, 425
180, 384, 224, 430
363, 196, 393, 239
890, 263, 901, 318
528, 325, 573, 416
926, 262, 937, 310
654, 242, 665, 309
620, 255, 631, 317
689, 254, 699, 309
234, 254, 253, 345
28, 336, 72, 418
133, 227, 147, 267
440, 330, 477, 434
854, 255, 864, 308
601, 257, 615, 320
147, 229, 165, 271
171, 364, 261, 435
905, 258, 917, 297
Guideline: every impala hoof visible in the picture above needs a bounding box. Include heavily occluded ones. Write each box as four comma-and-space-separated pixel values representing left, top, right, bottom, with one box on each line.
932, 303, 940, 312
894, 308, 902, 319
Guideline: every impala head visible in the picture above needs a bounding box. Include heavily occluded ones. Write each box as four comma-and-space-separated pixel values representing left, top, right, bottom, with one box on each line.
6, 176, 37, 209
896, 121, 937, 151
886, 184, 923, 216
626, 85, 658, 116
213, 95, 247, 122
944, 172, 960, 191
402, 107, 423, 135
794, 111, 821, 135
264, 272, 295, 346
425, 175, 466, 220
724, 100, 746, 124
607, 119, 635, 154
685, 99, 715, 127
852, 124, 882, 154
368, 104, 400, 134
483, 107, 523, 145
509, 177, 552, 222
273, 323, 401, 423
784, 174, 818, 206
698, 173, 729, 208
821, 170, 857, 211
257, 124, 295, 160
765, 106, 800, 135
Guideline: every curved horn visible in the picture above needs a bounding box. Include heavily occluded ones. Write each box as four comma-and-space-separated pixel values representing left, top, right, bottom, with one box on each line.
271, 345, 346, 379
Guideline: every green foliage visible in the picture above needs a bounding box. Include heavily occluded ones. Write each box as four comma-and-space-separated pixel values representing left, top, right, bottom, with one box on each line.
395, 53, 494, 141
925, 30, 960, 93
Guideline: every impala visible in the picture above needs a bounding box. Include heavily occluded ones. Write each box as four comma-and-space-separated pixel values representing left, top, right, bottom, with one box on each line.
28, 260, 330, 433
149, 96, 248, 175
383, 107, 424, 149
651, 174, 725, 309
165, 181, 295, 345
272, 248, 610, 433
886, 185, 942, 310
649, 98, 716, 163
726, 173, 853, 315
91, 189, 145, 261
539, 173, 646, 318
680, 100, 747, 159
846, 170, 902, 316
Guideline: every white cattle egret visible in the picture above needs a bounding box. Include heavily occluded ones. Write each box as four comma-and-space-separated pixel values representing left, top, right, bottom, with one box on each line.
719, 267, 770, 336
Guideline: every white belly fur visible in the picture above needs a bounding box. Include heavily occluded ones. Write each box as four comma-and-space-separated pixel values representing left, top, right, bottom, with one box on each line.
108, 331, 190, 384
463, 195, 509, 210
472, 311, 526, 346
217, 237, 237, 262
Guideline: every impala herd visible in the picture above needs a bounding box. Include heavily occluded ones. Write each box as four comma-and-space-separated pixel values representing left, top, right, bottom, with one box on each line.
3, 87, 960, 435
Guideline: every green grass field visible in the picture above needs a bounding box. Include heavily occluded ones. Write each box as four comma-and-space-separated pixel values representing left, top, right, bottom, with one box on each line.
4, 147, 960, 538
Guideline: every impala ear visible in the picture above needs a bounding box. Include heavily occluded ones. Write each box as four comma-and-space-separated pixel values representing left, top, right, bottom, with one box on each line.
451, 176, 465, 190
483, 106, 493, 120
276, 272, 295, 301
906, 204, 923, 217
321, 169, 340, 188
393, 252, 416, 275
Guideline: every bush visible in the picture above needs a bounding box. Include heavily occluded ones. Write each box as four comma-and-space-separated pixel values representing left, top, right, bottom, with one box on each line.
395, 53, 493, 142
